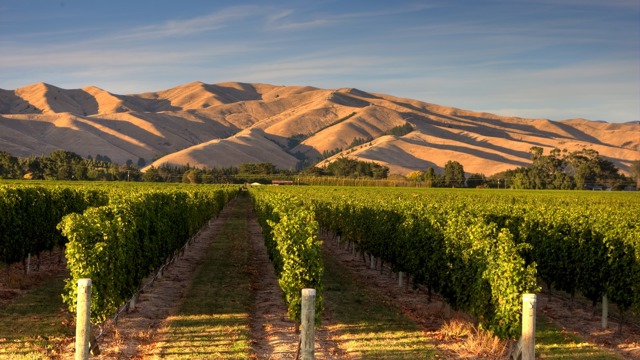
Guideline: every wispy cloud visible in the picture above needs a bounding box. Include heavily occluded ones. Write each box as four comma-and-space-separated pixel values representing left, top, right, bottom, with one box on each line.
0, 5, 271, 72
108, 5, 262, 42
264, 2, 437, 31
265, 9, 335, 31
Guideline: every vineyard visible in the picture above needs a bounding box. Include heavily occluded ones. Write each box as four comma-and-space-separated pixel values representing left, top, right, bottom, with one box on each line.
0, 181, 639, 358
249, 186, 640, 339
0, 182, 239, 324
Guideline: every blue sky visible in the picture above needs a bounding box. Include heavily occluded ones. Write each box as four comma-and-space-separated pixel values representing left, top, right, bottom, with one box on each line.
1, 0, 638, 122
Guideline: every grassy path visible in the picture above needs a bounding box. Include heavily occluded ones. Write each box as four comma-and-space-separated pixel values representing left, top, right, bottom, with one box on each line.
322, 250, 437, 359
0, 274, 73, 359
151, 195, 254, 359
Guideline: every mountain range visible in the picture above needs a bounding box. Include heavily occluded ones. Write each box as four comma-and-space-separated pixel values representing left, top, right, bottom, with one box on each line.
1, 81, 638, 176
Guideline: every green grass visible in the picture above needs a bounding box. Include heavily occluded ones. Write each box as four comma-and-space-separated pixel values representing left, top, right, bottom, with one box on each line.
0, 275, 73, 359
322, 251, 437, 359
153, 194, 254, 359
536, 315, 622, 359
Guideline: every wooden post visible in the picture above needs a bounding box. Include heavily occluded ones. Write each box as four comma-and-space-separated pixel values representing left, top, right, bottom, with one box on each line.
522, 294, 536, 360
602, 294, 608, 329
443, 303, 451, 319
301, 288, 316, 360
398, 271, 405, 288
128, 294, 137, 313
26, 253, 31, 274
76, 279, 92, 360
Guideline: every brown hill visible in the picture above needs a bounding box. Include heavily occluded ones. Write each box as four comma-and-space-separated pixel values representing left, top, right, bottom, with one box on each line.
0, 82, 638, 176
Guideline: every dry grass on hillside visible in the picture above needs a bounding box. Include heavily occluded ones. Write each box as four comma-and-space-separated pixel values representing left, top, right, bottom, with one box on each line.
1, 82, 638, 175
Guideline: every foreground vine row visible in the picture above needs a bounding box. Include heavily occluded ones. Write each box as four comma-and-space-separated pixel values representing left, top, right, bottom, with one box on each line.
59, 184, 239, 322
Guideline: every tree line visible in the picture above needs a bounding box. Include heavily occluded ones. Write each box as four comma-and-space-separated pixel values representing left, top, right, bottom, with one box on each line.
0, 150, 391, 184
0, 150, 141, 181
404, 147, 638, 190
2, 147, 637, 189
494, 147, 638, 190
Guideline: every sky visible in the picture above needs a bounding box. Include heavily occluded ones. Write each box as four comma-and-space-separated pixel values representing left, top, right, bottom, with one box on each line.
1, 0, 638, 122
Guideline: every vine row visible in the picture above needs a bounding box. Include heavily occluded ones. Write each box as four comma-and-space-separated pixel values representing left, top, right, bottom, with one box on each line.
58, 185, 238, 323
249, 190, 323, 323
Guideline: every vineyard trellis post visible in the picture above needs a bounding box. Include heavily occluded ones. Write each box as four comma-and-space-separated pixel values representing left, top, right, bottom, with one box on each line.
602, 294, 608, 329
75, 278, 91, 360
522, 293, 537, 360
301, 288, 316, 360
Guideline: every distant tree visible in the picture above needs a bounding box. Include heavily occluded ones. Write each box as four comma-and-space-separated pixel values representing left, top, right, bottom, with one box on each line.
444, 160, 465, 188
321, 147, 343, 159
0, 151, 20, 178
382, 122, 414, 137
137, 157, 147, 168
466, 173, 486, 188
239, 162, 277, 175
19, 156, 42, 179
45, 150, 84, 180
631, 160, 640, 189
565, 148, 599, 189
74, 164, 88, 180
142, 166, 163, 182
300, 165, 325, 176
424, 166, 443, 187
405, 170, 425, 182
507, 147, 626, 190
348, 137, 371, 149
510, 172, 529, 190
182, 169, 202, 184
325, 157, 388, 179
370, 163, 389, 179
287, 134, 308, 150
95, 154, 112, 163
